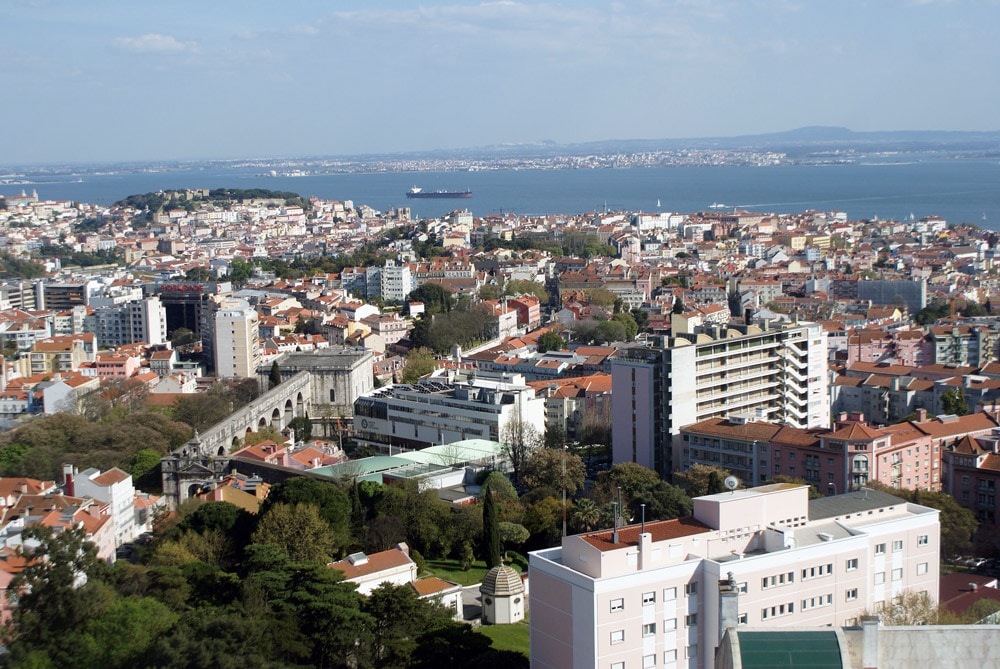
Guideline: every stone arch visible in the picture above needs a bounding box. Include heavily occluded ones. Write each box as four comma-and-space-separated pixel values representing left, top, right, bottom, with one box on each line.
246, 426, 255, 436
271, 407, 282, 428
296, 392, 305, 416
284, 398, 294, 425
258, 416, 268, 429
217, 445, 226, 456
232, 435, 241, 449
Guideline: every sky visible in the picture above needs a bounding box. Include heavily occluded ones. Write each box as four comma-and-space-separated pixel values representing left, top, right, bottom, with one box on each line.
2, 0, 998, 164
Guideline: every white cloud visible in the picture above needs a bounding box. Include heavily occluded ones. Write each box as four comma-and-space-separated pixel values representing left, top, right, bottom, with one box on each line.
113, 33, 198, 54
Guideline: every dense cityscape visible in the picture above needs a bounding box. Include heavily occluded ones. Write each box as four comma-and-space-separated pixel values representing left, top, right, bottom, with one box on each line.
0, 177, 999, 666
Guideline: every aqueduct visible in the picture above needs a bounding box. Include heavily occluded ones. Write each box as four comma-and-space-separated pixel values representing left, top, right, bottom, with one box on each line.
161, 371, 313, 507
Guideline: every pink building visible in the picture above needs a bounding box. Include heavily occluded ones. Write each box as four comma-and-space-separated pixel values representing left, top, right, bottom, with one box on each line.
530, 483, 940, 669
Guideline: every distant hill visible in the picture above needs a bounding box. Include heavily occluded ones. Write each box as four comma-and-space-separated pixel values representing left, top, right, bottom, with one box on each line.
374, 127, 1000, 162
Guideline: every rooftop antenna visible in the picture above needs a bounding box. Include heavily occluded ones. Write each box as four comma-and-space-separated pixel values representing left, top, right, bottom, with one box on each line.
640, 503, 646, 535
611, 500, 619, 544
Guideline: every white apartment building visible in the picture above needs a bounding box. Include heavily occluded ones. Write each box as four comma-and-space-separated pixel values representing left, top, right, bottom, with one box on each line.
611, 322, 829, 476
353, 371, 545, 451
214, 299, 261, 378
90, 295, 167, 347
68, 465, 136, 547
529, 484, 940, 669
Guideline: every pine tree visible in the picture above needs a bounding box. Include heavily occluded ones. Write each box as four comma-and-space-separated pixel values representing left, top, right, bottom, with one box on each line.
269, 361, 282, 389
482, 481, 502, 568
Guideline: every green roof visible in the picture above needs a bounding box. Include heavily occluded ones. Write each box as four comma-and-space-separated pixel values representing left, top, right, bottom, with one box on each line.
737, 631, 843, 668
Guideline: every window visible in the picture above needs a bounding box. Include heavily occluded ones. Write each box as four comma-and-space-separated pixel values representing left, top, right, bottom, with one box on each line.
664, 617, 677, 630
685, 613, 698, 626
612, 663, 625, 669
874, 572, 885, 585
875, 543, 886, 555
738, 612, 748, 624
610, 598, 624, 612
643, 623, 657, 636
685, 582, 698, 596
892, 568, 903, 581
643, 654, 656, 668
664, 649, 677, 662
685, 645, 698, 660
329, 388, 336, 402
846, 558, 859, 571
663, 586, 677, 601
643, 591, 656, 605
846, 588, 858, 601
917, 562, 929, 575
762, 572, 794, 589
918, 534, 929, 546
892, 540, 903, 552
610, 630, 625, 644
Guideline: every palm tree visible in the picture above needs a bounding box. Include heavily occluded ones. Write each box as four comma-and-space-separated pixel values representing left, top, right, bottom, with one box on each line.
570, 498, 602, 533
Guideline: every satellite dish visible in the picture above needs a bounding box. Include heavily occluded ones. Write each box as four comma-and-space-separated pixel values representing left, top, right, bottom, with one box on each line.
724, 476, 740, 491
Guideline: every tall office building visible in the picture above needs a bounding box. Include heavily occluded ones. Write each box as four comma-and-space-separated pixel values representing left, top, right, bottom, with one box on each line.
529, 484, 940, 669
611, 322, 829, 476
213, 300, 261, 378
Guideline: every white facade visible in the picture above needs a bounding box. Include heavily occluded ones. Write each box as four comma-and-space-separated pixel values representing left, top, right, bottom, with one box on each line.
354, 372, 546, 450
91, 296, 167, 347
612, 322, 830, 476
70, 466, 137, 547
529, 484, 940, 669
214, 300, 261, 378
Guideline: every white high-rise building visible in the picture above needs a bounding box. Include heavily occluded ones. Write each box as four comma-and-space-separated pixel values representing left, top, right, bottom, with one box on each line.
529, 484, 940, 669
213, 300, 261, 378
90, 296, 167, 347
611, 322, 829, 477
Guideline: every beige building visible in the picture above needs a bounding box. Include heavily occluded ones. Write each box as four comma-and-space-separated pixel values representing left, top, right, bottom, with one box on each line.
214, 300, 261, 378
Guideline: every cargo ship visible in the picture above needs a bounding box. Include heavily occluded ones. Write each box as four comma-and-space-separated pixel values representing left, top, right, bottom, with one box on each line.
406, 186, 472, 199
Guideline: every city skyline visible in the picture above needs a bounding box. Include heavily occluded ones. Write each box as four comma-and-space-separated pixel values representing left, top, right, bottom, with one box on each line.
3, 0, 998, 164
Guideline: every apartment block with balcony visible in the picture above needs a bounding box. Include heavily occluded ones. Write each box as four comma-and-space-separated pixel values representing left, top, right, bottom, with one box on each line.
612, 322, 829, 477
942, 430, 1000, 530
529, 483, 940, 669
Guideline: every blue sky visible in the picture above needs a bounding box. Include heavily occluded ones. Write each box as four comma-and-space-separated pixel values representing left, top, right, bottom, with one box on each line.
2, 0, 998, 164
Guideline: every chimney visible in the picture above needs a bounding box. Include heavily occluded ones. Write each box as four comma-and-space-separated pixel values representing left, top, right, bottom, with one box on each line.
637, 532, 652, 570
397, 542, 410, 557
915, 408, 928, 422
861, 616, 879, 669
718, 573, 740, 639
838, 412, 848, 425
62, 464, 76, 497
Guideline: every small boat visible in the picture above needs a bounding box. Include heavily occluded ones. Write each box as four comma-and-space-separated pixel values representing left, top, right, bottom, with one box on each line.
709, 202, 728, 209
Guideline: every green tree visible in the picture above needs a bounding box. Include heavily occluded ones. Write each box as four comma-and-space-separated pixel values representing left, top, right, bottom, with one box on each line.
593, 462, 661, 505
520, 447, 586, 496
402, 347, 437, 384
362, 582, 455, 666
570, 498, 603, 533
262, 477, 352, 548
941, 387, 970, 416
611, 311, 639, 340
505, 279, 548, 302
584, 287, 617, 310
482, 479, 502, 568
500, 414, 542, 485
498, 521, 530, 559
268, 361, 282, 389
407, 283, 455, 314
707, 471, 725, 495
536, 330, 567, 353
288, 415, 313, 443
7, 526, 109, 666
674, 463, 732, 498
251, 502, 336, 563
594, 319, 627, 343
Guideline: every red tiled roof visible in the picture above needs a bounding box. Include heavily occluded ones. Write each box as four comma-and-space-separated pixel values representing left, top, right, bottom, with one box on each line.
581, 517, 712, 552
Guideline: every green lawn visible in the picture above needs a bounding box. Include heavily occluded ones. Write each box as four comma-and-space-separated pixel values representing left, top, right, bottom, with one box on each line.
478, 617, 530, 657
424, 553, 526, 587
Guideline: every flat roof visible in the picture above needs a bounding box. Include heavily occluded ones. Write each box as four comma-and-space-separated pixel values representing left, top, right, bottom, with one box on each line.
808, 488, 912, 521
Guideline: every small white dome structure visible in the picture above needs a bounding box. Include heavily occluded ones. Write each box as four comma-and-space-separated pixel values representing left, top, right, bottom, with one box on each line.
480, 564, 525, 625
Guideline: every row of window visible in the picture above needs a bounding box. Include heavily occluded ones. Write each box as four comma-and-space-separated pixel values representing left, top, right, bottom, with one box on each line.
610, 615, 700, 645
610, 646, 694, 669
